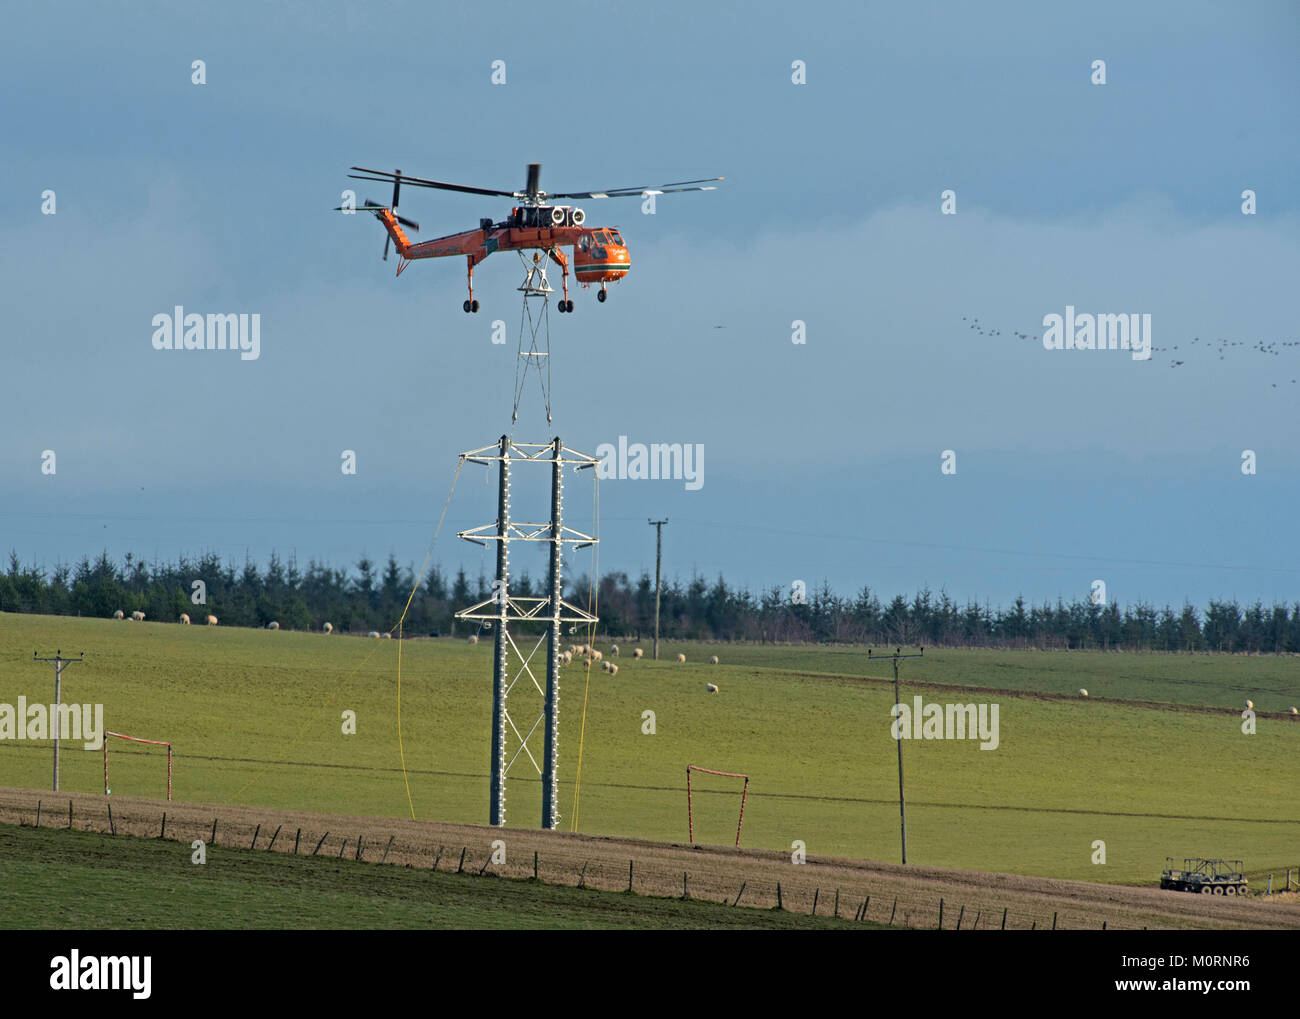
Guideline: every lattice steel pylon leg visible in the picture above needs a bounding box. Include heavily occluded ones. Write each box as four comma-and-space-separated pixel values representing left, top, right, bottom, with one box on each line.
542, 437, 563, 827
489, 435, 510, 826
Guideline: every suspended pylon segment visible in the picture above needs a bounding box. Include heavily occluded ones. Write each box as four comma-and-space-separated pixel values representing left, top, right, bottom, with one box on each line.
513, 251, 557, 425
455, 436, 600, 828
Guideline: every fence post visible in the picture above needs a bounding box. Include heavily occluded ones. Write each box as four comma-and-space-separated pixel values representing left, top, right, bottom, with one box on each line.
36, 800, 41, 828
812, 888, 819, 915
834, 889, 839, 918
313, 831, 329, 855
159, 812, 165, 839
532, 850, 537, 880
890, 897, 898, 925
107, 802, 115, 836
380, 835, 394, 864
250, 823, 260, 849
211, 818, 218, 845
267, 825, 282, 851
294, 828, 301, 854
956, 904, 964, 930
1001, 907, 1007, 930
1052, 911, 1057, 930
735, 882, 746, 906
777, 882, 783, 910
628, 860, 634, 892
938, 898, 944, 929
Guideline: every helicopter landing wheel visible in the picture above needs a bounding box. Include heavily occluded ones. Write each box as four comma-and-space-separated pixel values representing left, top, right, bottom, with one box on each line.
556, 300, 565, 314
597, 289, 607, 303
471, 299, 480, 313
565, 299, 574, 313
463, 300, 472, 313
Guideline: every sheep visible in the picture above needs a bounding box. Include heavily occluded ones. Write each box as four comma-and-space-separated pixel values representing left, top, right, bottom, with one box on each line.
323, 622, 333, 634
467, 634, 479, 645
112, 610, 124, 620
267, 621, 279, 630
676, 653, 686, 663
633, 648, 644, 659
206, 614, 218, 626
706, 682, 718, 694
179, 613, 191, 625
607, 663, 618, 676
1291, 706, 1298, 716
590, 649, 603, 662
368, 631, 381, 639
574, 644, 587, 655
559, 651, 572, 666
1078, 688, 1088, 698
709, 655, 719, 665
382, 632, 392, 639
610, 644, 619, 657
130, 610, 146, 622
1245, 699, 1254, 710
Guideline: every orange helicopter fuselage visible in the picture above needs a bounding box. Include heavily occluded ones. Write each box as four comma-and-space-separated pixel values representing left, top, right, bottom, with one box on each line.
377, 208, 630, 284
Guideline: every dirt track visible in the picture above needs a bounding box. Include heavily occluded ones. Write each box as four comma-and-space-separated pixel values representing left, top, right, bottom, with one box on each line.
3, 785, 1297, 930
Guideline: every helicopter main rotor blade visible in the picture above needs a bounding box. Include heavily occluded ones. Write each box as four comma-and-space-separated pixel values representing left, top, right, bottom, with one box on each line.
551, 176, 725, 200
349, 166, 514, 199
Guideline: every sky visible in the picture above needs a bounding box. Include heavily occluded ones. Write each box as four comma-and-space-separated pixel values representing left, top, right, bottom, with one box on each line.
2, 0, 1298, 612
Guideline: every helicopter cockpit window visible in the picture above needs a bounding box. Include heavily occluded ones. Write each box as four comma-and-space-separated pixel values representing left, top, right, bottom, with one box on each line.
578, 233, 591, 252
609, 231, 624, 246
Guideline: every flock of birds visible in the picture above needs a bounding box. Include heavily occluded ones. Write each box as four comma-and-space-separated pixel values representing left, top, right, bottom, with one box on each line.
962, 317, 1300, 386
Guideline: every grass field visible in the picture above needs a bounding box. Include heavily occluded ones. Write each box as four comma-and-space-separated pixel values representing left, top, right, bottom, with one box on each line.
2, 612, 1297, 886
0, 822, 870, 929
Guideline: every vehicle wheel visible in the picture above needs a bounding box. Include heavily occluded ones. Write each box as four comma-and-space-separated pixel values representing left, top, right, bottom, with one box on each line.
463, 300, 472, 313
565, 300, 574, 313
1200, 886, 1212, 894
597, 289, 607, 303
1225, 885, 1237, 895
1212, 885, 1225, 895
556, 300, 566, 313
471, 300, 480, 313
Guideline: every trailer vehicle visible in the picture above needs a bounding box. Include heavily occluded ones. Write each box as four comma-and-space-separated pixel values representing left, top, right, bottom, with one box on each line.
1160, 858, 1248, 895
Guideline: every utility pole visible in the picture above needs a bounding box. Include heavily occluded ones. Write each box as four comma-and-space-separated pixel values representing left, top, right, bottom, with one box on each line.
34, 650, 84, 792
648, 519, 668, 660
869, 646, 923, 865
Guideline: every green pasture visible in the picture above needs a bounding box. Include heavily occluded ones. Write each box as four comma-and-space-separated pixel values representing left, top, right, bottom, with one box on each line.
1, 613, 1297, 884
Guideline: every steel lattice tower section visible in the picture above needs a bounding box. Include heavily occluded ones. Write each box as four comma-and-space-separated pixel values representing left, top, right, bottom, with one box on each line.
455, 436, 599, 828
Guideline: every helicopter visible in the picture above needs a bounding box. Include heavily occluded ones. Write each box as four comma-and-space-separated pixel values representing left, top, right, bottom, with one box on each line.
339, 163, 723, 312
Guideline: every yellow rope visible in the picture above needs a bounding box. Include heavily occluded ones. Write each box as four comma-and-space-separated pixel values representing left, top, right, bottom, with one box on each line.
227, 459, 464, 810
395, 459, 464, 820
569, 471, 599, 831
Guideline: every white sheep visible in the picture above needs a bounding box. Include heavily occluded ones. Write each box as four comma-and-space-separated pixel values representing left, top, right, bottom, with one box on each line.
179, 613, 191, 625
607, 663, 618, 676
1245, 699, 1254, 710
130, 610, 145, 622
706, 682, 718, 694
206, 614, 218, 626
559, 651, 572, 665
467, 634, 479, 645
590, 649, 603, 662
267, 621, 279, 630
1078, 688, 1088, 698
368, 630, 381, 639
1290, 706, 1298, 716
574, 644, 587, 655
676, 653, 686, 663
601, 660, 611, 672
112, 609, 124, 620
610, 644, 619, 657
323, 622, 333, 634
382, 632, 392, 639
709, 655, 719, 665
633, 648, 644, 659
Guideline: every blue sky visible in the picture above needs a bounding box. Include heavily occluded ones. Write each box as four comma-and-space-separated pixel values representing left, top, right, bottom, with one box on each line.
2, 1, 1298, 611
